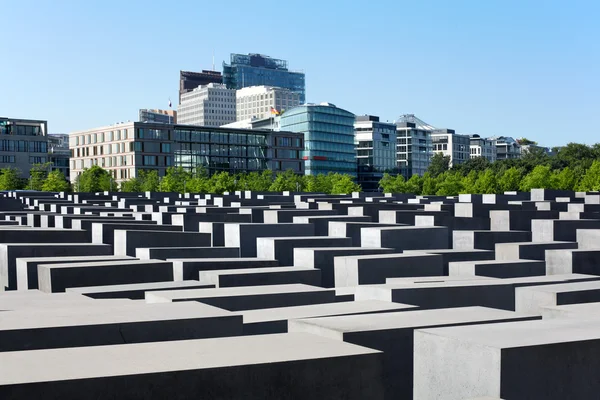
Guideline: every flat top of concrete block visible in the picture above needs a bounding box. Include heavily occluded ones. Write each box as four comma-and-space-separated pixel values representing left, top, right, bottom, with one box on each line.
37, 259, 168, 269
0, 302, 232, 330
167, 258, 274, 263
403, 249, 494, 255
0, 243, 101, 248
18, 256, 132, 263
0, 332, 379, 385
67, 280, 212, 294
335, 253, 441, 261
0, 292, 98, 311
257, 236, 348, 241
417, 318, 600, 349
542, 302, 600, 315
146, 284, 330, 302
295, 247, 394, 252
361, 274, 599, 290
363, 226, 447, 231
137, 247, 224, 251
516, 280, 600, 293
291, 306, 531, 334
450, 259, 544, 266
496, 241, 575, 247
201, 266, 316, 275
386, 276, 498, 284
242, 300, 416, 323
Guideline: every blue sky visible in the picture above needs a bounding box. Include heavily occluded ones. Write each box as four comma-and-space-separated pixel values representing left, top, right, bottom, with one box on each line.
1, 0, 598, 146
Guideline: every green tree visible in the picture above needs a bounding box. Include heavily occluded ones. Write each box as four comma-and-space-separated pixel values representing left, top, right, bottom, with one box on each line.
207, 171, 237, 194
435, 172, 464, 196
404, 174, 423, 195
0, 168, 23, 190
578, 160, 600, 191
331, 174, 361, 194
120, 178, 141, 192
428, 153, 451, 177
158, 167, 191, 193
140, 170, 160, 192
76, 165, 112, 192
42, 170, 70, 192
474, 169, 498, 194
421, 172, 438, 195
497, 167, 522, 192
242, 170, 273, 191
269, 169, 303, 192
378, 173, 406, 193
553, 167, 579, 191
520, 165, 555, 192
29, 162, 52, 191
461, 170, 478, 194
453, 157, 490, 175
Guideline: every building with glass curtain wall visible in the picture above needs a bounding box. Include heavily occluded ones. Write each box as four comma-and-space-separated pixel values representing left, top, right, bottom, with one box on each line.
280, 103, 356, 176
223, 53, 305, 103
0, 117, 49, 178
354, 115, 397, 191
395, 115, 434, 178
69, 122, 303, 184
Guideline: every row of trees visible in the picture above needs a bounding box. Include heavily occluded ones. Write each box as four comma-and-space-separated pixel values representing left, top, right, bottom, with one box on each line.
0, 163, 70, 192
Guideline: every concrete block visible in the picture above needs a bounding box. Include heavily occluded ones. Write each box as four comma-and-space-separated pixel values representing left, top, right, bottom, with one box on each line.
379, 210, 450, 225
515, 281, 600, 314
146, 284, 336, 311
495, 241, 578, 261
361, 226, 449, 252
91, 222, 181, 246
290, 306, 537, 399
403, 249, 495, 275
0, 243, 113, 291
414, 318, 600, 399
490, 210, 559, 231
256, 236, 352, 266
170, 258, 279, 281
199, 266, 321, 288
292, 215, 371, 236
241, 300, 416, 335
453, 230, 532, 250
576, 228, 600, 249
67, 280, 214, 299
224, 223, 315, 257
546, 248, 600, 275
136, 246, 239, 260
113, 230, 211, 256
449, 259, 546, 278
355, 274, 600, 311
541, 301, 600, 319
532, 219, 600, 242
0, 332, 384, 399
328, 221, 400, 246
263, 209, 338, 223
38, 260, 174, 293
72, 218, 157, 241
334, 253, 444, 287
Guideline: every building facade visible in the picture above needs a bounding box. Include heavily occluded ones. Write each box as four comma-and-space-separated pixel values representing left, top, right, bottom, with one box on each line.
280, 103, 356, 176
354, 115, 397, 191
177, 83, 236, 127
431, 129, 470, 167
236, 86, 301, 121
179, 70, 222, 104
0, 117, 49, 178
48, 133, 70, 178
469, 135, 497, 162
395, 115, 434, 178
69, 122, 304, 184
490, 136, 521, 160
223, 53, 306, 103
139, 109, 177, 124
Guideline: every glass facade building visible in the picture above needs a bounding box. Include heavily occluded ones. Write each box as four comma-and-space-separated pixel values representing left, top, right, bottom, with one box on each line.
280, 103, 356, 176
354, 115, 397, 191
223, 53, 305, 103
0, 117, 49, 178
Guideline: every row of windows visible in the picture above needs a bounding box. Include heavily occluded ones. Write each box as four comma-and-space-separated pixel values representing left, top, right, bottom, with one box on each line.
0, 125, 44, 136
73, 129, 130, 146
71, 156, 131, 170
0, 140, 47, 153
0, 155, 14, 163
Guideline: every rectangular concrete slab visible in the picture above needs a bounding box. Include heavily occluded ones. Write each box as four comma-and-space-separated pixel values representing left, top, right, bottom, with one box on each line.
199, 266, 321, 288
515, 280, 600, 314
256, 236, 352, 266
449, 259, 546, 278
170, 258, 279, 281
136, 246, 239, 260
66, 280, 215, 299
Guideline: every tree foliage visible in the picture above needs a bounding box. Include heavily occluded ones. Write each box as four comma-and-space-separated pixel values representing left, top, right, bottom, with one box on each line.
42, 170, 71, 192
0, 168, 23, 190
428, 153, 451, 177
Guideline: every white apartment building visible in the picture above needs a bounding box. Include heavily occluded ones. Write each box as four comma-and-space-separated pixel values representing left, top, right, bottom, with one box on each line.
177, 83, 236, 127
395, 115, 434, 177
469, 135, 497, 162
489, 136, 521, 160
236, 86, 301, 121
431, 129, 470, 167
354, 115, 397, 191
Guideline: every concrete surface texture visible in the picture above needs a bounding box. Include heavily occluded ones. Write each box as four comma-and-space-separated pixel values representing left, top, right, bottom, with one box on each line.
2, 189, 600, 398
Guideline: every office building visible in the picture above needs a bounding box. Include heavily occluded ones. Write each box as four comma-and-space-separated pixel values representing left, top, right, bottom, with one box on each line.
0, 117, 49, 177
69, 122, 304, 184
236, 86, 301, 121
280, 103, 356, 176
354, 115, 397, 191
490, 136, 521, 160
139, 109, 177, 124
179, 70, 222, 103
177, 83, 236, 127
48, 133, 70, 177
431, 129, 470, 167
395, 114, 434, 178
470, 135, 497, 162
223, 53, 306, 103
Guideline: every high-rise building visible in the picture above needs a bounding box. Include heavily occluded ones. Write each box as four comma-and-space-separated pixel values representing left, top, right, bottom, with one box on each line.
354, 115, 397, 191
431, 129, 470, 167
48, 133, 70, 178
236, 86, 301, 121
223, 53, 305, 103
177, 83, 236, 127
179, 70, 222, 104
280, 103, 355, 176
69, 122, 304, 184
0, 117, 49, 177
489, 136, 521, 160
395, 114, 434, 178
139, 109, 177, 124
469, 135, 497, 162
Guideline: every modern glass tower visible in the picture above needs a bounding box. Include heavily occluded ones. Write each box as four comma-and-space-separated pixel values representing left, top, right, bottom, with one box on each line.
280, 103, 356, 176
223, 53, 305, 103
